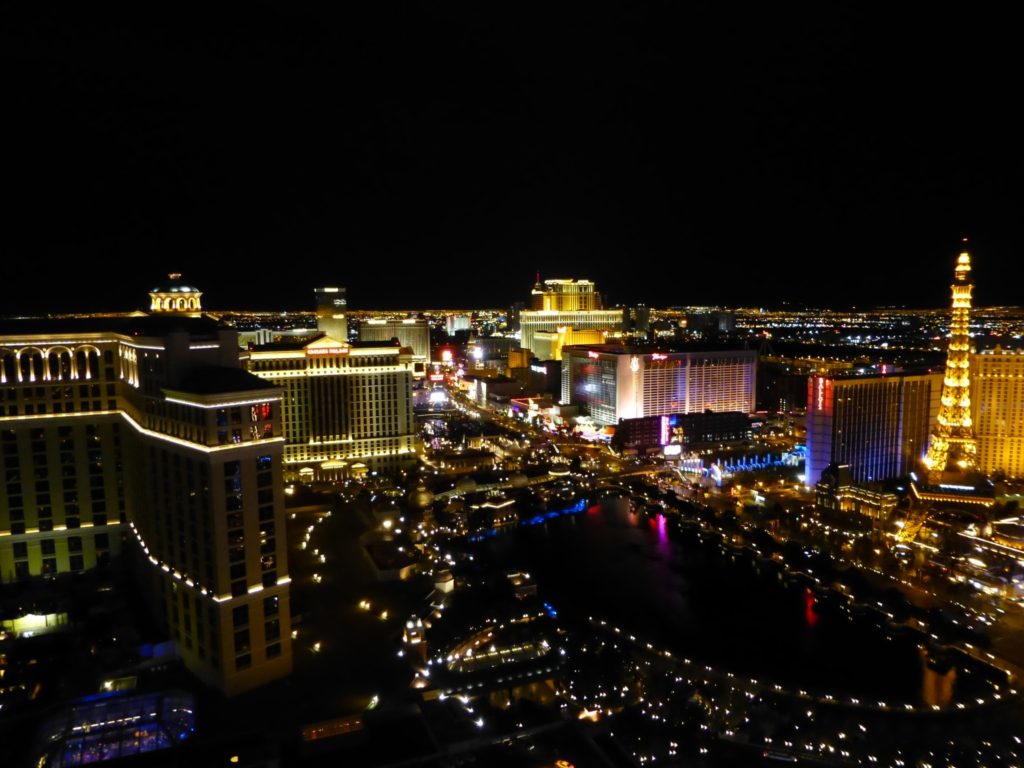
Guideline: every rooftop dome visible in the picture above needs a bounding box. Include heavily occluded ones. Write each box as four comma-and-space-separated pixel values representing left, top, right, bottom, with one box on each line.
149, 274, 203, 315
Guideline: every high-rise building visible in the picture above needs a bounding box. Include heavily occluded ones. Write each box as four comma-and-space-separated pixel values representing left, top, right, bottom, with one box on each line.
622, 306, 652, 335
972, 347, 1024, 478
446, 315, 471, 335
520, 278, 622, 356
0, 305, 293, 695
531, 326, 607, 362
314, 286, 348, 341
246, 335, 416, 479
805, 371, 942, 486
530, 278, 603, 311
359, 318, 430, 373
560, 346, 756, 426
613, 411, 751, 453
924, 247, 978, 479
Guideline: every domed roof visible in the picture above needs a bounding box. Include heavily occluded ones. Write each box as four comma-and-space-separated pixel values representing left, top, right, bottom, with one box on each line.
151, 273, 201, 294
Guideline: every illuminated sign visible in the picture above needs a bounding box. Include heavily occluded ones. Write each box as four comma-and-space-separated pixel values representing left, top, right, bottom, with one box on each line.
660, 415, 670, 445
650, 353, 668, 361
588, 351, 600, 359
663, 443, 682, 456
306, 347, 348, 356
810, 376, 832, 413
429, 374, 444, 382
530, 365, 547, 374
441, 350, 453, 363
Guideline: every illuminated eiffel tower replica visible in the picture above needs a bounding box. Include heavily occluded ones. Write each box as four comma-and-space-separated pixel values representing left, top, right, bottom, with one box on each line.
906, 243, 994, 517
923, 246, 978, 479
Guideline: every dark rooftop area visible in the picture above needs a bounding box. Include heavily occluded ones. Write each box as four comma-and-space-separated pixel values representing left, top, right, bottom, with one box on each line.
171, 366, 279, 395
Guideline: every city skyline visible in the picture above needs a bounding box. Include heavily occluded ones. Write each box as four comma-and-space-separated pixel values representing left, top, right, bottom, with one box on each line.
7, 5, 1024, 767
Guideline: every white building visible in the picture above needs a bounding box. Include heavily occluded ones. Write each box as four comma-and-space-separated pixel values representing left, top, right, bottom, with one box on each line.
446, 315, 471, 335
359, 318, 430, 376
560, 345, 756, 426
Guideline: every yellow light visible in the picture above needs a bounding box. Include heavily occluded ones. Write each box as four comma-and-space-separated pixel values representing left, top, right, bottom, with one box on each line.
230, 756, 239, 764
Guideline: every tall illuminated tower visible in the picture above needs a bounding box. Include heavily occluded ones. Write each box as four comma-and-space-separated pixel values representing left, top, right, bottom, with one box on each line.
924, 245, 978, 478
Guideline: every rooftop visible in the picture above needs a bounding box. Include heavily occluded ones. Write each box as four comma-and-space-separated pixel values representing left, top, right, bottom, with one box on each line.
174, 366, 278, 395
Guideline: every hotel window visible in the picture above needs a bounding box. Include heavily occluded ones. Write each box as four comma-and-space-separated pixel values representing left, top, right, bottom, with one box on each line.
263, 595, 279, 617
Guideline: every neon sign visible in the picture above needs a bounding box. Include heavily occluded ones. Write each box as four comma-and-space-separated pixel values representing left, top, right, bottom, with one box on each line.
306, 347, 348, 356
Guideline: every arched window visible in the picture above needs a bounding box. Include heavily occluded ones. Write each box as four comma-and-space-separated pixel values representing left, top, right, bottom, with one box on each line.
87, 349, 100, 379
0, 353, 15, 384
76, 349, 89, 379
20, 350, 44, 382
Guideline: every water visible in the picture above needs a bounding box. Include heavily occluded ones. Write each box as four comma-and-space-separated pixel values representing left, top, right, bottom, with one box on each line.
472, 498, 926, 702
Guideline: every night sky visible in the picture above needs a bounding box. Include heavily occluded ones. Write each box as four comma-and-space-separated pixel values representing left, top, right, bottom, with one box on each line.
3, 3, 1022, 313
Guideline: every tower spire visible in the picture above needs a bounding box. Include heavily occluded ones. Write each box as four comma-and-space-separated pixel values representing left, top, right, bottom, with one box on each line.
923, 246, 978, 478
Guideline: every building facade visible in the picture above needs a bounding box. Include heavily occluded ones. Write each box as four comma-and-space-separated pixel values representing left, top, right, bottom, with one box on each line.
0, 316, 293, 695
446, 315, 471, 335
530, 326, 608, 362
520, 310, 623, 357
613, 411, 751, 453
805, 371, 942, 486
530, 278, 603, 311
519, 278, 622, 356
246, 335, 416, 479
358, 318, 430, 373
972, 347, 1024, 478
560, 346, 756, 427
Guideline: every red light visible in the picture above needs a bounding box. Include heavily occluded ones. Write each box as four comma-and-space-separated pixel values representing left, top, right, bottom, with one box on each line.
804, 587, 818, 627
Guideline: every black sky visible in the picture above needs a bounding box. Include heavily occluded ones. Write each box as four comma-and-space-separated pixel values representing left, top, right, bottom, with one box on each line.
3, 2, 1022, 313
